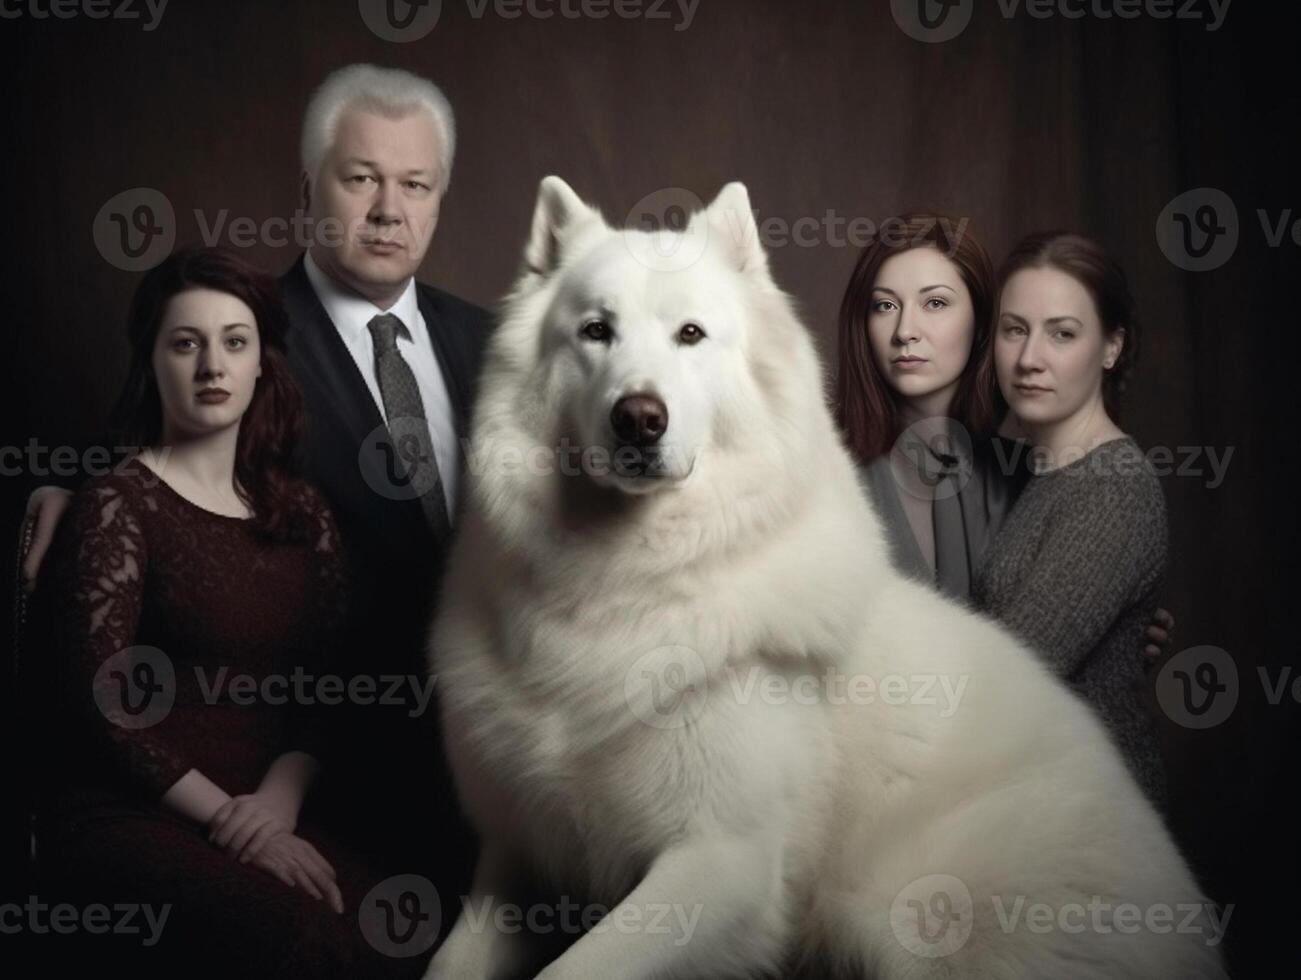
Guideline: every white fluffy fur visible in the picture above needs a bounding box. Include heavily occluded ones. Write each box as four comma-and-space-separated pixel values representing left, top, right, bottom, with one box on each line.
423, 178, 1227, 979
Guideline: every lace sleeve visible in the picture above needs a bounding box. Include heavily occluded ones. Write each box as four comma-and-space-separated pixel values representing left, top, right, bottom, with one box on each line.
46, 479, 196, 797
288, 484, 351, 763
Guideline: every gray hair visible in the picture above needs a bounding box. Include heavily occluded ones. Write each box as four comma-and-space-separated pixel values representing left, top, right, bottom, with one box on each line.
300, 63, 457, 194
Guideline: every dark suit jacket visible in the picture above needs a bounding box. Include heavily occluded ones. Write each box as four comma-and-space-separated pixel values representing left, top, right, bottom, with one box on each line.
279, 257, 491, 874
280, 255, 492, 678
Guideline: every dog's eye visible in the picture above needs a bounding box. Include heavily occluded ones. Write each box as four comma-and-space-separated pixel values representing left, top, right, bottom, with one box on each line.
677, 322, 706, 345
580, 319, 612, 343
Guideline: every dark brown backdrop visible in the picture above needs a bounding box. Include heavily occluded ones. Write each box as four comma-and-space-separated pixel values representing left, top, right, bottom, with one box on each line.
5, 1, 1295, 976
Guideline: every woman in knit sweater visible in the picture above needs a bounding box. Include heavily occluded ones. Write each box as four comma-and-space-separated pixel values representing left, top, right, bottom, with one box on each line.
972, 232, 1169, 808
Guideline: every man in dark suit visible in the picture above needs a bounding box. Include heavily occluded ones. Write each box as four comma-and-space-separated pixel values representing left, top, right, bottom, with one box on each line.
279, 63, 491, 899
21, 63, 491, 904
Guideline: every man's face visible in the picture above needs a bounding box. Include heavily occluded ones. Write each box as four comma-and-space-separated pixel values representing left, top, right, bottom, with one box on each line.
305, 106, 444, 307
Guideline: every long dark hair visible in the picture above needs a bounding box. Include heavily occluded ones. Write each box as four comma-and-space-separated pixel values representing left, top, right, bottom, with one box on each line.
984, 231, 1138, 422
110, 245, 315, 544
834, 212, 997, 465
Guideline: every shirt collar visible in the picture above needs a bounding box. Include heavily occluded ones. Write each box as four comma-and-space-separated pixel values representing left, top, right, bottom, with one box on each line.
303, 250, 420, 347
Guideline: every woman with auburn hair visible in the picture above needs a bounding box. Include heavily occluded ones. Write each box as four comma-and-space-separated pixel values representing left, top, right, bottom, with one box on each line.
835, 212, 1029, 599
972, 231, 1169, 808
36, 246, 418, 976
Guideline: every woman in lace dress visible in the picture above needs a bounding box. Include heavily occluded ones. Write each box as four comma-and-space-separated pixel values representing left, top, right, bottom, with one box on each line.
38, 247, 429, 977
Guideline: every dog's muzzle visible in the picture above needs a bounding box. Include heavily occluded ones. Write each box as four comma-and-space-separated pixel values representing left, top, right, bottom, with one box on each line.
610, 393, 669, 478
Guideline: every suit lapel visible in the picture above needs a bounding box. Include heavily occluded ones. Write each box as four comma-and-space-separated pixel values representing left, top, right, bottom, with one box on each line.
282, 255, 386, 445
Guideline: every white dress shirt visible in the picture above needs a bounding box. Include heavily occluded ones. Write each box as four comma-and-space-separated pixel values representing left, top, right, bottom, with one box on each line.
303, 251, 459, 520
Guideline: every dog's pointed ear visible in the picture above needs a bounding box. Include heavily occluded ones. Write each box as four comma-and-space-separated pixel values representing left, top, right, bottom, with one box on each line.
525, 176, 600, 277
703, 182, 767, 275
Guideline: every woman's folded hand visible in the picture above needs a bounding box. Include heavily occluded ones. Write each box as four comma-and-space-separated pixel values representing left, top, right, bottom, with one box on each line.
207, 791, 297, 862
244, 831, 345, 914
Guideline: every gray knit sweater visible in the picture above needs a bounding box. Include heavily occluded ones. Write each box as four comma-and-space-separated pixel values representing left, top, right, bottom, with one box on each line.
972, 436, 1169, 810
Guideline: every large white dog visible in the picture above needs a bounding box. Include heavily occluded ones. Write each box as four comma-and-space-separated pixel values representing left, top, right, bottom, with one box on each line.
423, 178, 1227, 979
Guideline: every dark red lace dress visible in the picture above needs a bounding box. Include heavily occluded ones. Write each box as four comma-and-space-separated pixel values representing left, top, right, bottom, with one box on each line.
36, 464, 429, 978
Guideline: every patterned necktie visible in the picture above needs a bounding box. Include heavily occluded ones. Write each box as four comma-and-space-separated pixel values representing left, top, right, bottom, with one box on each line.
366, 312, 452, 544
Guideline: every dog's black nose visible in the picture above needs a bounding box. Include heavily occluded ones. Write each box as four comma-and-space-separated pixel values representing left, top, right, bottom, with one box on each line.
611, 394, 669, 446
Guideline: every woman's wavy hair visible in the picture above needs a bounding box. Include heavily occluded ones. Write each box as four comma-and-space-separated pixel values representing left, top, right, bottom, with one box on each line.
834, 212, 997, 465
981, 231, 1138, 423
110, 245, 316, 544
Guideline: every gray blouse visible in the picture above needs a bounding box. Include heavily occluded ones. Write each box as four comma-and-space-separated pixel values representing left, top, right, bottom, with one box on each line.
857, 431, 1030, 602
